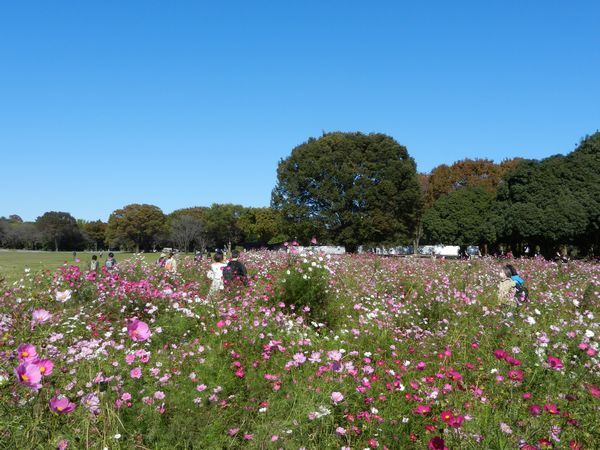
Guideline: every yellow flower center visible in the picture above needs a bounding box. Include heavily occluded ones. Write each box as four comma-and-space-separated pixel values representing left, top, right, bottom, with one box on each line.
40, 367, 46, 373
21, 375, 29, 381
57, 406, 64, 411
21, 352, 28, 357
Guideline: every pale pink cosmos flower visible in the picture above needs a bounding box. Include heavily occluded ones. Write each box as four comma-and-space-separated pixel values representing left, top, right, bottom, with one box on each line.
31, 309, 52, 328
331, 391, 344, 404
130, 367, 142, 379
55, 289, 72, 303
127, 319, 151, 342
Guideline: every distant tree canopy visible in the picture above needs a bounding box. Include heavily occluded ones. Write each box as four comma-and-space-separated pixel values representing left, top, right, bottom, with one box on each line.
35, 211, 84, 251
272, 132, 423, 250
169, 215, 204, 253
423, 186, 496, 246
80, 220, 107, 251
237, 207, 287, 246
494, 132, 600, 255
424, 158, 522, 207
106, 204, 166, 252
2, 131, 598, 256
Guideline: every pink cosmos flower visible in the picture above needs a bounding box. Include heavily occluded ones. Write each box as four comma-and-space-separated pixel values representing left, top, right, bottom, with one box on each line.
35, 359, 54, 376
544, 403, 559, 414
49, 395, 76, 414
331, 391, 344, 404
428, 436, 448, 450
31, 309, 52, 328
508, 369, 524, 381
14, 362, 42, 390
448, 415, 465, 428
121, 392, 132, 401
440, 410, 454, 423
17, 343, 38, 362
547, 355, 564, 370
127, 319, 151, 342
494, 349, 507, 360
414, 404, 431, 415
529, 404, 542, 416
587, 384, 600, 398
130, 367, 142, 379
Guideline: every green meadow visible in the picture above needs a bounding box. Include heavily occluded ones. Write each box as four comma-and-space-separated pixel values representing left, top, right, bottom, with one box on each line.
0, 250, 162, 283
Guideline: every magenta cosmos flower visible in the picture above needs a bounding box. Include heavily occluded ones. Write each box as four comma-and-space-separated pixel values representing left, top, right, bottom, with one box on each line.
49, 395, 76, 414
547, 355, 564, 370
16, 343, 38, 363
14, 362, 42, 390
127, 319, 151, 342
35, 359, 54, 376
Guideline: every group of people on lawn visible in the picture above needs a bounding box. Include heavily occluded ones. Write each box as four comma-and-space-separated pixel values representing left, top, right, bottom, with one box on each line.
88, 250, 248, 296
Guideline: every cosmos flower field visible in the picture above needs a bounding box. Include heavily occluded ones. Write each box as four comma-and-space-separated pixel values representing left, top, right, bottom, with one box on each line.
0, 251, 599, 449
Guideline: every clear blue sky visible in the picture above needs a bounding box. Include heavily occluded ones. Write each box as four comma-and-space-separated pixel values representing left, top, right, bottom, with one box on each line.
1, 1, 599, 222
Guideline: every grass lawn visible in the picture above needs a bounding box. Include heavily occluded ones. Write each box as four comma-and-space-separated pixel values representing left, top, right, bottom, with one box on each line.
0, 250, 163, 283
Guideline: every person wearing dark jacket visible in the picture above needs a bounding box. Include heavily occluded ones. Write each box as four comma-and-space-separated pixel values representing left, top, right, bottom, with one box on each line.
223, 250, 248, 286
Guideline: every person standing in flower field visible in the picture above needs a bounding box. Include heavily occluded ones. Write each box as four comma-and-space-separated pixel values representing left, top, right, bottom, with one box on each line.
223, 249, 248, 287
105, 252, 117, 270
89, 255, 99, 272
207, 251, 227, 296
164, 252, 177, 273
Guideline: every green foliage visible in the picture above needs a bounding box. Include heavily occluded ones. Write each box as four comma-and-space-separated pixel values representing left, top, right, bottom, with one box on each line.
106, 204, 166, 252
424, 158, 521, 207
495, 133, 600, 255
277, 254, 330, 321
80, 220, 107, 250
237, 207, 287, 247
201, 203, 245, 249
423, 186, 496, 245
35, 211, 85, 251
272, 132, 423, 250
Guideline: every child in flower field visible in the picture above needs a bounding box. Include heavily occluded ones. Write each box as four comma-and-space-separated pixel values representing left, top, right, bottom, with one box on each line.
164, 252, 177, 273
105, 252, 117, 270
506, 264, 529, 303
497, 266, 517, 306
207, 251, 227, 296
89, 255, 99, 272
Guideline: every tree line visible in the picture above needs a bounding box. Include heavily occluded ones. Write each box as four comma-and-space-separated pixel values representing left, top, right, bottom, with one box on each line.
1, 131, 598, 257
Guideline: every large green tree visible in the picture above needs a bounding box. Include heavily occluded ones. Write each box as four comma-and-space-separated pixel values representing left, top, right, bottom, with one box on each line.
495, 132, 600, 256
237, 207, 287, 246
106, 204, 166, 252
202, 204, 245, 250
80, 220, 107, 251
272, 132, 423, 250
423, 186, 496, 246
35, 211, 83, 251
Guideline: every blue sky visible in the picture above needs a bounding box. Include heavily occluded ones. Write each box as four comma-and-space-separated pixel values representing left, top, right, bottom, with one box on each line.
1, 1, 599, 222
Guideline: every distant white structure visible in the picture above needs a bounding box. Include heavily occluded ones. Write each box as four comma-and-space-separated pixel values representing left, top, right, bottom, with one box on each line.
294, 245, 346, 255
432, 245, 461, 258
